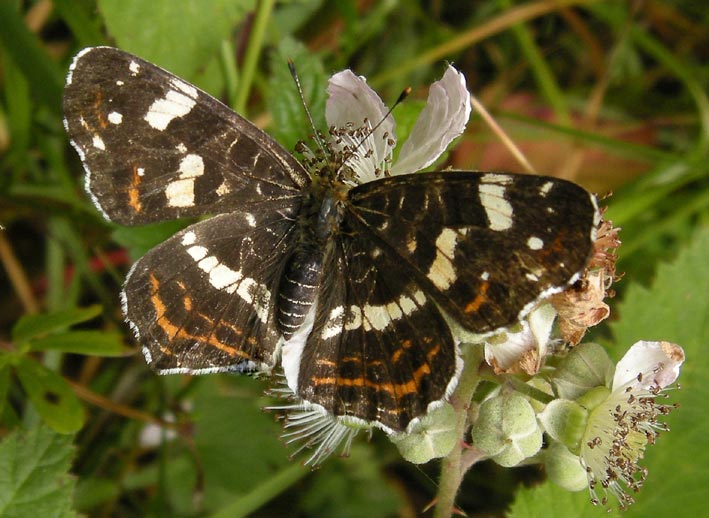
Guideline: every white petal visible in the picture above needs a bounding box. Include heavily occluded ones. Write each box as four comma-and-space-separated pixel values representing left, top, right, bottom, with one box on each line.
528, 303, 556, 354
326, 70, 394, 183
612, 340, 685, 391
484, 321, 534, 370
390, 65, 471, 176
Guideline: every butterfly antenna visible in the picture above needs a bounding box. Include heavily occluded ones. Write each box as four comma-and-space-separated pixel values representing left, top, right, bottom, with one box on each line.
288, 60, 329, 157
336, 86, 411, 175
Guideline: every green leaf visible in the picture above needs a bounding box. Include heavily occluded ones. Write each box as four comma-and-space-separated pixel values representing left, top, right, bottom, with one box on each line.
73, 477, 120, 512
0, 424, 78, 518
301, 444, 401, 518
267, 36, 328, 151
97, 0, 255, 82
606, 227, 709, 518
510, 229, 708, 517
0, 367, 10, 418
27, 330, 129, 357
11, 305, 102, 343
0, 3, 63, 113
112, 219, 188, 260
509, 481, 617, 518
192, 377, 302, 510
15, 358, 84, 434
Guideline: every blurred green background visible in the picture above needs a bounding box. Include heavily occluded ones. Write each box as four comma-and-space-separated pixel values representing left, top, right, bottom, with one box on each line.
0, 1, 706, 517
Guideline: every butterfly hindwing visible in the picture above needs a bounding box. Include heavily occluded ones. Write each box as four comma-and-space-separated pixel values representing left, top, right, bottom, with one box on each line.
123, 207, 299, 374
293, 216, 459, 431
349, 171, 598, 335
63, 46, 309, 225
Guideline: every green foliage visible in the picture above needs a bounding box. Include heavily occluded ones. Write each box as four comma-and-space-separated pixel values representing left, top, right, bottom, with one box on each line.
607, 228, 709, 518
510, 227, 709, 518
0, 0, 706, 516
97, 0, 256, 81
0, 425, 77, 518
267, 37, 328, 151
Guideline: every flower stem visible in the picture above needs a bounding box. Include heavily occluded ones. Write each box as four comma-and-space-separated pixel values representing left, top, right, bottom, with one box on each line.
434, 345, 484, 518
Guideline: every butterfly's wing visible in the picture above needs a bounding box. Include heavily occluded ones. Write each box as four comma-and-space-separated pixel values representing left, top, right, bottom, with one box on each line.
63, 46, 309, 225
293, 222, 459, 432
64, 47, 310, 372
124, 207, 299, 374
348, 171, 598, 334
291, 171, 597, 431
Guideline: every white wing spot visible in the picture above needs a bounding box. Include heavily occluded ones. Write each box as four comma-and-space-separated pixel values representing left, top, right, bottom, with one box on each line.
116, 80, 124, 86
129, 61, 140, 75
137, 167, 145, 176
481, 271, 490, 281
183, 243, 271, 322
321, 290, 425, 338
165, 154, 205, 207
540, 181, 554, 196
176, 143, 187, 153
178, 154, 204, 178
170, 78, 198, 99
108, 111, 123, 124
144, 90, 196, 130
209, 263, 242, 290
165, 178, 195, 207
92, 135, 105, 150
482, 173, 513, 185
478, 182, 513, 231
245, 213, 256, 227
427, 228, 458, 290
527, 236, 544, 250
186, 245, 208, 262
182, 231, 197, 246
526, 272, 539, 282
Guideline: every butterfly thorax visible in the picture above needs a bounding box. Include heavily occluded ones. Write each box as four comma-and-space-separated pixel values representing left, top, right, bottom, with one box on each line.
276, 172, 346, 339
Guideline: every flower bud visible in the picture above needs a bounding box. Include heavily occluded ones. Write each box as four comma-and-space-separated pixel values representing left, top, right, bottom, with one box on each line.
551, 342, 613, 400
391, 403, 457, 464
538, 399, 588, 453
472, 393, 542, 467
544, 442, 588, 492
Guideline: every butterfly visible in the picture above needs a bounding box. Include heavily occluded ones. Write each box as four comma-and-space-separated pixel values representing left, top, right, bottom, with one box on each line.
63, 47, 598, 432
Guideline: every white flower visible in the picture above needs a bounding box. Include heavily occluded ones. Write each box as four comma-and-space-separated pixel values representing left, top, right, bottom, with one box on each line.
273, 66, 472, 465
483, 303, 556, 375
579, 340, 685, 508
323, 65, 471, 184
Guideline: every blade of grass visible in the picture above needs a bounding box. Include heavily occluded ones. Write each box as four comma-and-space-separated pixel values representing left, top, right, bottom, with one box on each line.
233, 0, 276, 115
498, 0, 571, 127
54, 0, 106, 48
371, 0, 605, 87
0, 2, 63, 112
208, 462, 310, 518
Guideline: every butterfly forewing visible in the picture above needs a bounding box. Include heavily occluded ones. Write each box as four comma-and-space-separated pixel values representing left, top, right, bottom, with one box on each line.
124, 208, 299, 374
348, 171, 598, 335
63, 47, 308, 225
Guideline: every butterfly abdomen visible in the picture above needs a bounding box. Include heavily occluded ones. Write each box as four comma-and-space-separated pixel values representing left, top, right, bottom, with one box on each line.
277, 183, 343, 339
277, 249, 322, 338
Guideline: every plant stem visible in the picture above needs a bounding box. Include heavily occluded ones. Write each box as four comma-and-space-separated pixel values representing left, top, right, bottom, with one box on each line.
434, 345, 484, 518
234, 0, 275, 115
